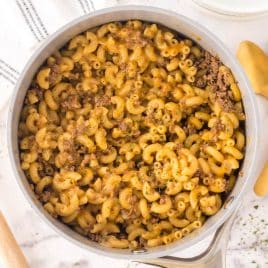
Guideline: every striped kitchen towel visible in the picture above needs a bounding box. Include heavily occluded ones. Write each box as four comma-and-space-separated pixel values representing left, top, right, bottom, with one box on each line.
0, 0, 118, 110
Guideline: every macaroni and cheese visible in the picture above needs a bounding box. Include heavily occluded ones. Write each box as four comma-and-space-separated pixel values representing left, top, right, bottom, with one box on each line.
18, 20, 245, 249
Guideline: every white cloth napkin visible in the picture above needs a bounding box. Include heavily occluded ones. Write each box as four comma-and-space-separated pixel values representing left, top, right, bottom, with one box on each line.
0, 0, 178, 111
0, 0, 120, 111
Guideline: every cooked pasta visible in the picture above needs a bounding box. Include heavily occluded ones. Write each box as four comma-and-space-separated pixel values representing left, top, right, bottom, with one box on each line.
18, 20, 245, 249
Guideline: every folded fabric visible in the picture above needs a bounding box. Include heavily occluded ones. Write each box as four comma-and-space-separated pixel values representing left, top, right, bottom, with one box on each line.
0, 0, 117, 111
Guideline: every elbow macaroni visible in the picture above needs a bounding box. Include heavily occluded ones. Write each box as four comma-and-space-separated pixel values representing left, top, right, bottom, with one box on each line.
19, 21, 246, 249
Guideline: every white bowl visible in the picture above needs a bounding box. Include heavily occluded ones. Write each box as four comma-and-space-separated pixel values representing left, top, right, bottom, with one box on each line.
193, 0, 268, 16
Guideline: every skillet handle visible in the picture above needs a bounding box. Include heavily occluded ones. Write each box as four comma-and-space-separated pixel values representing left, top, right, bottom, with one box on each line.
131, 209, 238, 268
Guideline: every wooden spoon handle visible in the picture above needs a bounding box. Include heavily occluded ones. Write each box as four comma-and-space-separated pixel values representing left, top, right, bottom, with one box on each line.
254, 163, 268, 197
0, 212, 29, 268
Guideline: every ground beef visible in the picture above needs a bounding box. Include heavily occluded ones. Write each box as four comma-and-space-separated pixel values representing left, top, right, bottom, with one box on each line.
187, 53, 196, 63
216, 69, 229, 92
211, 119, 225, 134
63, 139, 75, 152
183, 125, 197, 136
61, 95, 81, 110
194, 51, 236, 112
214, 91, 235, 112
79, 91, 94, 105
118, 121, 129, 132
27, 135, 36, 144
194, 51, 221, 87
71, 121, 87, 138
120, 200, 139, 220
119, 62, 127, 71
39, 191, 51, 202
65, 152, 80, 166
119, 28, 150, 49
208, 56, 221, 84
48, 64, 61, 85
174, 143, 183, 154
195, 78, 206, 88
28, 82, 44, 101
94, 95, 111, 107
62, 73, 80, 87
73, 62, 83, 73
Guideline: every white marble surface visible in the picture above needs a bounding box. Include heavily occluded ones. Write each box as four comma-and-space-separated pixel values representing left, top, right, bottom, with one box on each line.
0, 0, 268, 267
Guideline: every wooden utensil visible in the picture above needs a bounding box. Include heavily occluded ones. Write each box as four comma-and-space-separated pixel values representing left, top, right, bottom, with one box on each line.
237, 41, 268, 196
254, 163, 268, 196
237, 40, 268, 98
0, 211, 29, 268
